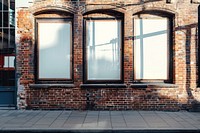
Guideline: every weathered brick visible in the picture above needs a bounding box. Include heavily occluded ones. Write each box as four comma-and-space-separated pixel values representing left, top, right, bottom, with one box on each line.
16, 0, 200, 111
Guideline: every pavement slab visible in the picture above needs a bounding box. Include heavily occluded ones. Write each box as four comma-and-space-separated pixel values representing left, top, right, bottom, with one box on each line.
0, 110, 199, 133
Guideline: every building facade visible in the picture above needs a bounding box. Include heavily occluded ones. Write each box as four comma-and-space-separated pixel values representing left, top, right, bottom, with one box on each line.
8, 0, 200, 110
0, 0, 16, 108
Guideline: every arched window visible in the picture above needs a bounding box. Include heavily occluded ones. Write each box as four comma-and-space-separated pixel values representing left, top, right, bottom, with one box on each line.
83, 11, 124, 84
35, 12, 73, 83
133, 12, 173, 83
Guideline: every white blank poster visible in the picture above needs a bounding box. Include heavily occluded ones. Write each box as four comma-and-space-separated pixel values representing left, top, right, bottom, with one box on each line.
39, 22, 71, 79
134, 18, 168, 80
86, 20, 121, 80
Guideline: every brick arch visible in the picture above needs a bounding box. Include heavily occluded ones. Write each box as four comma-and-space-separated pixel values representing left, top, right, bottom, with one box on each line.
131, 6, 177, 17
82, 8, 125, 16
31, 6, 75, 16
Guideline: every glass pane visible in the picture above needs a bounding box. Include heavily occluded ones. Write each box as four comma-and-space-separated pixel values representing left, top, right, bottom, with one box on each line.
134, 18, 168, 80
0, 12, 2, 27
10, 29, 15, 48
9, 11, 15, 27
2, 29, 8, 49
3, 12, 8, 27
3, 0, 8, 10
0, 0, 2, 10
4, 56, 14, 68
9, 0, 14, 11
0, 29, 2, 49
38, 22, 71, 79
86, 20, 121, 80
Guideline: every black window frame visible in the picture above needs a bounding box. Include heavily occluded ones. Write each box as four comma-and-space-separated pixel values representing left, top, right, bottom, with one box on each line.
133, 12, 174, 83
35, 18, 74, 84
83, 17, 124, 84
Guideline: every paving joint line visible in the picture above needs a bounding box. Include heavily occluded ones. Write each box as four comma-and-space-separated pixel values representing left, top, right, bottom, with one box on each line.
48, 110, 64, 127
155, 111, 171, 127
182, 111, 194, 119
121, 111, 128, 127
60, 111, 72, 127
30, 110, 50, 127
1, 110, 26, 126
183, 111, 200, 122
20, 110, 41, 126
2, 110, 17, 117
138, 111, 150, 128
165, 111, 187, 128
1, 110, 29, 128
0, 110, 8, 117
174, 112, 185, 122
183, 117, 200, 128
109, 111, 113, 129
97, 111, 100, 127
81, 110, 88, 127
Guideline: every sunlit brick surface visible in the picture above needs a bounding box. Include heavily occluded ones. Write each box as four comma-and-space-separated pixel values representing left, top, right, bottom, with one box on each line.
16, 0, 200, 110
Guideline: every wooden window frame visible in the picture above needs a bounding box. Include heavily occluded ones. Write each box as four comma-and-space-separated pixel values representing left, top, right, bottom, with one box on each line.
133, 13, 174, 83
83, 17, 124, 84
35, 18, 73, 84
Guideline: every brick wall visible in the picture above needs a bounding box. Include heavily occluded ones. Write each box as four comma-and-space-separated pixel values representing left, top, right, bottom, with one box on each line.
16, 0, 200, 111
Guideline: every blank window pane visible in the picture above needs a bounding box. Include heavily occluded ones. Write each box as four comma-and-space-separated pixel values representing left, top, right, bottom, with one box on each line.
86, 20, 121, 80
134, 18, 168, 80
38, 22, 71, 79
9, 56, 15, 67
4, 56, 9, 67
4, 56, 14, 68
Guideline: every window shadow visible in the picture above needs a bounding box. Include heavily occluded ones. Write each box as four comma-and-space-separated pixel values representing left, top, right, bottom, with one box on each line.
175, 23, 199, 110
37, 21, 71, 79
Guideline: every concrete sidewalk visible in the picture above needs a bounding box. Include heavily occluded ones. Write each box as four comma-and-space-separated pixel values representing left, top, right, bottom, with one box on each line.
0, 110, 199, 133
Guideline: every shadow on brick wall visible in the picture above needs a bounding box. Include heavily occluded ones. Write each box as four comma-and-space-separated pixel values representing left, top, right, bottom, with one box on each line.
17, 2, 200, 111
175, 23, 199, 110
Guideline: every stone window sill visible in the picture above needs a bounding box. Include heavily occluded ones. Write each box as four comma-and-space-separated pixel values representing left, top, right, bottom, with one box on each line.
80, 84, 127, 88
29, 84, 75, 89
130, 83, 178, 88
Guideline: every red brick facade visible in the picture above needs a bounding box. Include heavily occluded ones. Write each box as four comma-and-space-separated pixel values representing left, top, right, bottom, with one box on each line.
16, 0, 200, 111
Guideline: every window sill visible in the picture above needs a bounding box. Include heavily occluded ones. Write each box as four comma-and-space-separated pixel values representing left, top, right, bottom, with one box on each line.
80, 84, 127, 88
130, 83, 178, 88
29, 84, 75, 89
